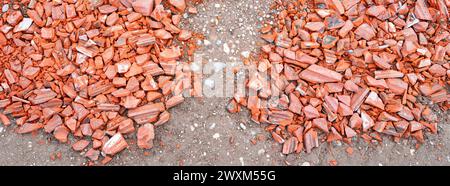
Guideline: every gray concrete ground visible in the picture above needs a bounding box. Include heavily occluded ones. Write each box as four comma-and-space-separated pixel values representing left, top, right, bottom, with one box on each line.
1, 0, 449, 166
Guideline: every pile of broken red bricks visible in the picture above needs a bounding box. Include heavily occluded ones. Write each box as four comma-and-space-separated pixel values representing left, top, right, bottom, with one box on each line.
0, 0, 449, 165
0, 0, 200, 164
227, 0, 449, 155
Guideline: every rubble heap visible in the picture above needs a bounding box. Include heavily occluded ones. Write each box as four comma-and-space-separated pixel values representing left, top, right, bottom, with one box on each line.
0, 0, 198, 164
228, 0, 449, 154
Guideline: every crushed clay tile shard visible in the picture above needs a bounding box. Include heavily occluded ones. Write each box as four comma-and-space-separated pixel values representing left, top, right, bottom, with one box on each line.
322, 35, 338, 49
98, 5, 118, 14
132, 0, 155, 16
72, 140, 90, 151
118, 118, 135, 134
338, 102, 353, 116
159, 47, 182, 61
312, 118, 329, 133
304, 129, 319, 153
53, 126, 69, 143
97, 103, 120, 111
23, 66, 40, 79
366, 5, 388, 19
169, 0, 186, 12
324, 49, 337, 64
155, 111, 170, 126
354, 23, 376, 40
428, 64, 447, 77
4, 69, 16, 84
415, 0, 433, 21
137, 124, 155, 149
304, 22, 325, 32
7, 11, 23, 25
136, 34, 156, 47
329, 0, 345, 15
165, 94, 184, 109
17, 123, 44, 134
398, 106, 414, 121
72, 102, 89, 121
128, 103, 165, 124
375, 70, 404, 79
350, 88, 370, 111
178, 30, 192, 41
410, 121, 424, 132
299, 64, 343, 83
155, 29, 173, 40
13, 18, 33, 32
268, 110, 294, 126
44, 115, 63, 133
303, 105, 320, 120
411, 130, 425, 143
271, 132, 285, 144
327, 127, 343, 142
393, 120, 409, 136
0, 113, 11, 126
386, 78, 408, 95
288, 94, 303, 115
284, 65, 299, 80
324, 16, 345, 30
373, 121, 387, 133
338, 20, 353, 37
430, 90, 448, 103
365, 76, 388, 89
115, 60, 131, 73
282, 137, 298, 155
364, 91, 385, 110
296, 52, 318, 64
122, 96, 141, 109
76, 45, 98, 58
360, 111, 374, 132
102, 133, 128, 156
418, 83, 443, 96
373, 54, 391, 70
324, 96, 339, 113
29, 89, 57, 105
344, 126, 357, 138
85, 148, 100, 161
227, 99, 240, 113
41, 27, 55, 40
378, 111, 399, 122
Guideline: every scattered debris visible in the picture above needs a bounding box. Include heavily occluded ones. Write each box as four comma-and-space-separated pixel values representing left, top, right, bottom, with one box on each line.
0, 0, 197, 164
228, 0, 449, 156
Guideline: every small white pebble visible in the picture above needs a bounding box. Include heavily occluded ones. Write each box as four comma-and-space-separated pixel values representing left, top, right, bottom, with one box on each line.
0, 126, 4, 133
214, 4, 221, 8
213, 133, 220, 139
239, 157, 245, 166
2, 4, 9, 12
410, 149, 415, 156
301, 162, 311, 166
378, 163, 383, 166
213, 62, 226, 72
204, 79, 215, 88
257, 149, 265, 155
223, 43, 230, 54
239, 123, 246, 130
241, 51, 250, 58
209, 123, 216, 129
